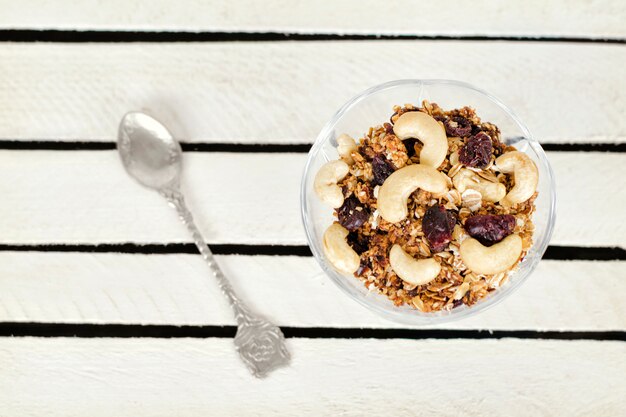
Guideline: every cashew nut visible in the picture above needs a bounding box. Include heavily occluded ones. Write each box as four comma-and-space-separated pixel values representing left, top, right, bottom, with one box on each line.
453, 168, 506, 202
322, 223, 360, 275
314, 160, 349, 208
460, 234, 523, 275
337, 134, 358, 165
389, 244, 441, 285
393, 111, 448, 168
495, 151, 538, 207
378, 164, 449, 223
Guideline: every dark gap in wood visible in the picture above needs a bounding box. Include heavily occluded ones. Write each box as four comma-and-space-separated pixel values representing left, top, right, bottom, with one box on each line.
0, 322, 624, 341
0, 140, 624, 153
0, 29, 624, 44
543, 246, 626, 261
0, 140, 117, 150
0, 243, 624, 260
540, 143, 626, 152
181, 143, 312, 153
0, 243, 314, 256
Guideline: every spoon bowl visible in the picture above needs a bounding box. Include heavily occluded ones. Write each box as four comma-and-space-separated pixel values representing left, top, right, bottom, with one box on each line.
118, 112, 182, 190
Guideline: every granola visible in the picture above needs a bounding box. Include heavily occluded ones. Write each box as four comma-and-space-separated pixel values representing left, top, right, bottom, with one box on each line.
315, 101, 538, 312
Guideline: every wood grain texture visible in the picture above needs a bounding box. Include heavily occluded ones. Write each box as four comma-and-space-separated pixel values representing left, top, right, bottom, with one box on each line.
0, 337, 624, 416
0, 0, 624, 39
0, 43, 624, 144
0, 151, 624, 247
0, 252, 624, 331
1, 4, 623, 412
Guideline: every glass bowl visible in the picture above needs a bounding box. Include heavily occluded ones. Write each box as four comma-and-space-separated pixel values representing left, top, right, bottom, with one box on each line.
300, 79, 556, 325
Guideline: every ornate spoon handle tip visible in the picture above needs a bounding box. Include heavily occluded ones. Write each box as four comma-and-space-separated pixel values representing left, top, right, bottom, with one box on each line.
160, 188, 290, 377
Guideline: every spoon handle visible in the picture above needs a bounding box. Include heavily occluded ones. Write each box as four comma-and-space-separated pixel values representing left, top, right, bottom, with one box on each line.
160, 188, 253, 323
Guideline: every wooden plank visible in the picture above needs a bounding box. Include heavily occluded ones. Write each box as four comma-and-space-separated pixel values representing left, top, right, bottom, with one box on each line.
0, 337, 623, 416
0, 0, 624, 39
0, 151, 624, 247
0, 252, 624, 331
0, 42, 624, 144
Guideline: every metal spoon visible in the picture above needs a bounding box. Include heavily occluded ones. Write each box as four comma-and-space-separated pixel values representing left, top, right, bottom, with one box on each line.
117, 112, 290, 378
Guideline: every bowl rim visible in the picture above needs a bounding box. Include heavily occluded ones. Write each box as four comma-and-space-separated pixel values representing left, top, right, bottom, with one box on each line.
300, 79, 557, 325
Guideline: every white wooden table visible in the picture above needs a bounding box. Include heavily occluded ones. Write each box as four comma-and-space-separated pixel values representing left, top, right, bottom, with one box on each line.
0, 1, 625, 415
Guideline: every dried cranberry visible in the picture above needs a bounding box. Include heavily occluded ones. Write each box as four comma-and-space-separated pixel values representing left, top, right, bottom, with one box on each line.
402, 138, 420, 158
337, 196, 369, 231
371, 155, 395, 186
444, 116, 472, 137
384, 123, 394, 134
459, 132, 493, 168
452, 299, 464, 308
347, 231, 369, 254
422, 205, 457, 252
464, 214, 516, 247
471, 124, 483, 136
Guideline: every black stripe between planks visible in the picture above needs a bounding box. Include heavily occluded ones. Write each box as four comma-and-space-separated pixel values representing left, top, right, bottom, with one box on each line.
1, 140, 625, 153
0, 29, 624, 44
0, 243, 624, 261
0, 322, 623, 341
540, 143, 626, 152
0, 140, 312, 153
0, 243, 313, 256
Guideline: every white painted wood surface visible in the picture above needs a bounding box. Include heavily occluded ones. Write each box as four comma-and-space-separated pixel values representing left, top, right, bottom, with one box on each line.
0, 253, 624, 331
1, 3, 625, 415
0, 43, 624, 144
1, 151, 624, 247
0, 337, 624, 416
0, 0, 624, 39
